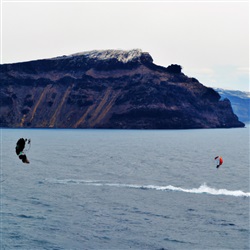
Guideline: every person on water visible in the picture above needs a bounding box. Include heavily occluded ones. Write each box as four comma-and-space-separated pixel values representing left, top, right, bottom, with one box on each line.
15, 138, 30, 164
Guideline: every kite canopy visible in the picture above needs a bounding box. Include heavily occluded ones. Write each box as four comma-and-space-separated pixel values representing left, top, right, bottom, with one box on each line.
215, 156, 223, 168
15, 138, 31, 164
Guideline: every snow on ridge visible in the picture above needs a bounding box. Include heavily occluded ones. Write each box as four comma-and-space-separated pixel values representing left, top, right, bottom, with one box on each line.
70, 49, 144, 63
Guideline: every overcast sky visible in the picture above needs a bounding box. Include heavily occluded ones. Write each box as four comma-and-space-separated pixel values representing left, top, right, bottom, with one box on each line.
1, 0, 249, 91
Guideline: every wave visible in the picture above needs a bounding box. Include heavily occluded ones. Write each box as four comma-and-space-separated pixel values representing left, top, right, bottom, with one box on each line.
45, 179, 250, 197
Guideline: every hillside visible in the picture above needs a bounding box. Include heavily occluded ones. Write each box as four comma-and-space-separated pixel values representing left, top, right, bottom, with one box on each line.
215, 88, 249, 122
0, 49, 244, 129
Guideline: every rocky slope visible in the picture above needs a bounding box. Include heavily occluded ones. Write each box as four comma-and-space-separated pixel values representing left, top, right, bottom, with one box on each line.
0, 49, 244, 129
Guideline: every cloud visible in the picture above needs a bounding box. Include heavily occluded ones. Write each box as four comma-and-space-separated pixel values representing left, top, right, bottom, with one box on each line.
195, 68, 215, 76
183, 65, 249, 91
236, 67, 249, 75
184, 67, 215, 78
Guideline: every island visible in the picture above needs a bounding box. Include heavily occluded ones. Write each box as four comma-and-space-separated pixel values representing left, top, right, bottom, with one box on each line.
0, 49, 244, 129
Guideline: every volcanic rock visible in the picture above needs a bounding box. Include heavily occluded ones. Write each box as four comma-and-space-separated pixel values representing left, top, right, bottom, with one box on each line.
0, 49, 245, 129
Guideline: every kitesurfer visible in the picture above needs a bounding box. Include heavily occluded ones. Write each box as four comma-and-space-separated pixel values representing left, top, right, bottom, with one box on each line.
215, 156, 223, 169
15, 138, 30, 164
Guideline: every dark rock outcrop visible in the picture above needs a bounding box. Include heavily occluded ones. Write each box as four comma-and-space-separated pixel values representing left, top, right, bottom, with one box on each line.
0, 49, 244, 129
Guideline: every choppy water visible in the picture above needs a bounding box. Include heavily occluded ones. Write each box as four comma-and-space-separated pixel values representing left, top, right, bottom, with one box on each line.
1, 127, 249, 249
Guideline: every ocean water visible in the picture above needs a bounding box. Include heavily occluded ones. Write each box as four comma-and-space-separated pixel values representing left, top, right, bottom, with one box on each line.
0, 127, 249, 250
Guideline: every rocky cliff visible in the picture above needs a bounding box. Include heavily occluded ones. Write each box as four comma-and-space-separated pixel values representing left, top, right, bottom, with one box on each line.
0, 49, 244, 129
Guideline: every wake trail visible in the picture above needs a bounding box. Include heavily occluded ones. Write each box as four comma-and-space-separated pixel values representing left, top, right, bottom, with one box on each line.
45, 179, 250, 197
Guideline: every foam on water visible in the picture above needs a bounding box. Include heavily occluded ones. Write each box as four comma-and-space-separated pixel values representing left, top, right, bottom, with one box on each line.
45, 179, 250, 197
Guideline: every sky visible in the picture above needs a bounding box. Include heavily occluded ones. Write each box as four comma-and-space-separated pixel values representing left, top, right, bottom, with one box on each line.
0, 0, 249, 91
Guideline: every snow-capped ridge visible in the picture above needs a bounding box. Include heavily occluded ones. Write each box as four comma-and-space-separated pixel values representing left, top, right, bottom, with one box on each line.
66, 49, 153, 64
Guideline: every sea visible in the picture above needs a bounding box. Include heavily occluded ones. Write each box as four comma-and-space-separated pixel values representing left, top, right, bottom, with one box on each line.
0, 126, 249, 250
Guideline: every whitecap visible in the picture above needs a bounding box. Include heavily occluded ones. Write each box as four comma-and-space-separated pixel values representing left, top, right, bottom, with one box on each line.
44, 179, 250, 197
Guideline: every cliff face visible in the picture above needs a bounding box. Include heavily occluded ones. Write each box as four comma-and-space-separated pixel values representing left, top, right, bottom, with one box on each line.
0, 49, 244, 129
